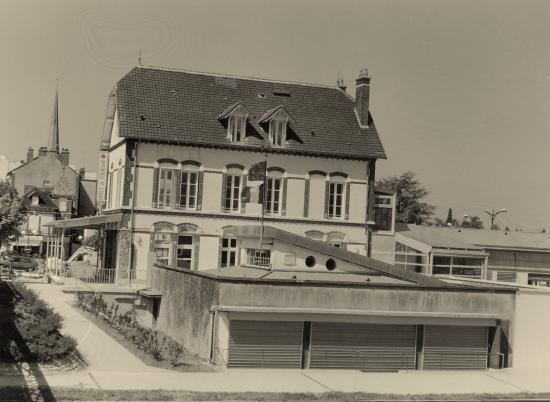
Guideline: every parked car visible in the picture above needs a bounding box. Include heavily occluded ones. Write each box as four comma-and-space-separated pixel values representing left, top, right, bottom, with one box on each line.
0, 255, 38, 272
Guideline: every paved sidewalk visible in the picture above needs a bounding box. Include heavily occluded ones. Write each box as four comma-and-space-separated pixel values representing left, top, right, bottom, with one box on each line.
6, 283, 548, 396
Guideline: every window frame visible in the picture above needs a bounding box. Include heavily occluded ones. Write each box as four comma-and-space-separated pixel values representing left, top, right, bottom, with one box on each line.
178, 167, 199, 210
432, 255, 484, 277
157, 166, 175, 209
264, 175, 283, 215
228, 114, 247, 142
327, 179, 346, 219
220, 236, 238, 268
224, 173, 242, 213
373, 194, 396, 233
269, 118, 287, 147
153, 231, 173, 266
175, 233, 195, 270
246, 248, 271, 268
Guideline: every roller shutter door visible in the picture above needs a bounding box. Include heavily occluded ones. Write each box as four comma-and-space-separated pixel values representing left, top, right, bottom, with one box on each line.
423, 325, 488, 370
310, 322, 417, 371
228, 320, 303, 368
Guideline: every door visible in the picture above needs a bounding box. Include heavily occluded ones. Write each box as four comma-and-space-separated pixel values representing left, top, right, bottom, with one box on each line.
228, 320, 303, 368
309, 322, 417, 371
423, 325, 488, 370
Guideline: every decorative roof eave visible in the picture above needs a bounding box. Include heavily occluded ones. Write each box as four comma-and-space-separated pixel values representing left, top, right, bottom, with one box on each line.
258, 105, 296, 125
217, 102, 251, 120
128, 138, 386, 161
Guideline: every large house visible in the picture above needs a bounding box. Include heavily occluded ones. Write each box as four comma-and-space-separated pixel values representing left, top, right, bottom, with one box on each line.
48, 65, 396, 281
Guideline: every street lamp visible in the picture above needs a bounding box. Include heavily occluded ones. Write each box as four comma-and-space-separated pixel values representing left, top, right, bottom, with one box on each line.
483, 208, 507, 230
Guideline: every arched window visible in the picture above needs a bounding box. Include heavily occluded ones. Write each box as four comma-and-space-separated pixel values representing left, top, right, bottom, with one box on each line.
152, 160, 178, 209
305, 230, 324, 242
151, 222, 176, 265
175, 224, 199, 270
326, 231, 346, 248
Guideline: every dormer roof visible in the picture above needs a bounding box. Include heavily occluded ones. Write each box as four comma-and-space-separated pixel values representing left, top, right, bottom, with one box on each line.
113, 66, 386, 160
257, 105, 296, 125
217, 102, 251, 120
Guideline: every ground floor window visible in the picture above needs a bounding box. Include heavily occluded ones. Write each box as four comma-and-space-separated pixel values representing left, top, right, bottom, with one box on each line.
220, 237, 238, 267
176, 235, 194, 269
246, 249, 271, 268
153, 232, 172, 265
394, 242, 427, 273
527, 273, 550, 287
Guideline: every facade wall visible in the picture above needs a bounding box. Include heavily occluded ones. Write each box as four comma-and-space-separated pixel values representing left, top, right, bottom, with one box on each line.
371, 233, 396, 264
130, 212, 367, 272
512, 289, 550, 369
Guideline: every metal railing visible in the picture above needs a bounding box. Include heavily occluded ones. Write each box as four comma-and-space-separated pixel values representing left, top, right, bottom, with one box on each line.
64, 267, 147, 287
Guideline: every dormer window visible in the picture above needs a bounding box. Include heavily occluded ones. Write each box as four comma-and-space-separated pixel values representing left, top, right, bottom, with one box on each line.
258, 106, 295, 147
218, 102, 251, 143
270, 119, 286, 146
228, 115, 246, 142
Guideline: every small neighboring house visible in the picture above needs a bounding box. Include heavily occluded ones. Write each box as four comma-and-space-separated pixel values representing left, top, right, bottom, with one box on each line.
138, 225, 519, 371
46, 65, 396, 282
394, 224, 550, 286
7, 89, 97, 256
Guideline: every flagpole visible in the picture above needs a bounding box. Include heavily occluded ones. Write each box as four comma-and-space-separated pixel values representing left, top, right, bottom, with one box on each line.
259, 145, 268, 255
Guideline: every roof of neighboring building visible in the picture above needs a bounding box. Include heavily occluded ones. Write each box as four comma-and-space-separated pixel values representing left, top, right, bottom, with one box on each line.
21, 187, 57, 210
232, 225, 446, 287
398, 224, 550, 252
113, 66, 387, 160
201, 266, 411, 285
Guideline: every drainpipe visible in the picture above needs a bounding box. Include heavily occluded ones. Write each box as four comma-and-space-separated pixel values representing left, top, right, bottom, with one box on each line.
128, 140, 139, 286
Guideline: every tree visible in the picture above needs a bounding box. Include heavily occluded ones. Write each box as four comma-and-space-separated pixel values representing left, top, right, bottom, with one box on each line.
376, 171, 435, 224
462, 216, 484, 229
446, 208, 453, 225
0, 180, 26, 247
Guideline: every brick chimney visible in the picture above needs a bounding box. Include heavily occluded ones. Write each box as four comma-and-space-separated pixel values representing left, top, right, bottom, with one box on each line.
355, 67, 371, 127
26, 147, 34, 163
38, 147, 48, 157
59, 148, 70, 166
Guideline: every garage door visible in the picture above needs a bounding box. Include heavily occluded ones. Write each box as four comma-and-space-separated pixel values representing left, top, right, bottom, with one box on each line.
423, 325, 488, 370
309, 322, 417, 371
228, 320, 303, 368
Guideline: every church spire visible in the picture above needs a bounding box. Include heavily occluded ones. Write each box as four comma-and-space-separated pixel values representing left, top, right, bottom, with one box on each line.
48, 83, 59, 152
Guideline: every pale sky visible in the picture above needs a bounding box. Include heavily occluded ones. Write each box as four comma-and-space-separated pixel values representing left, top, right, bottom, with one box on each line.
1, 0, 548, 231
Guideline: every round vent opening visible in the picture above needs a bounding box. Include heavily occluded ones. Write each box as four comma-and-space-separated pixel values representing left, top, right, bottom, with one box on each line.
305, 256, 316, 268
326, 258, 336, 271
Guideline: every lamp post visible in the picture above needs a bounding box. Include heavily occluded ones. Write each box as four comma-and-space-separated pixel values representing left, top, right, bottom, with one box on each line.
483, 208, 507, 230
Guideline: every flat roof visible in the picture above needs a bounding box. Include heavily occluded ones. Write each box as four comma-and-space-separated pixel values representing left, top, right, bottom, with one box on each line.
44, 213, 122, 229
398, 224, 550, 252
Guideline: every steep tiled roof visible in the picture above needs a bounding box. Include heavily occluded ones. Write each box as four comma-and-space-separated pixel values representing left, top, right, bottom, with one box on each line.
114, 66, 386, 160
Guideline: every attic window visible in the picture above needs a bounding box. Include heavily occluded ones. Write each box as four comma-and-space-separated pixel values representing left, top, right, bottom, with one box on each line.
31, 196, 39, 206
270, 119, 286, 146
228, 115, 246, 142
273, 89, 290, 97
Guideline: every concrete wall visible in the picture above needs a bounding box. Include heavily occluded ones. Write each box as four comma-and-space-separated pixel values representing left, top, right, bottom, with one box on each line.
149, 264, 516, 363
371, 233, 396, 264
152, 265, 220, 358
512, 289, 550, 369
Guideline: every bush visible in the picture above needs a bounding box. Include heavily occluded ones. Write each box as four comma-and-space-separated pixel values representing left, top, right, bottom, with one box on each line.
166, 339, 184, 367
0, 283, 78, 363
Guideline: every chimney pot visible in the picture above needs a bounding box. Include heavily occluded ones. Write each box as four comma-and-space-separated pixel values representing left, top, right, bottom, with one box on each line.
26, 147, 34, 163
355, 67, 371, 127
337, 78, 347, 91
38, 147, 48, 157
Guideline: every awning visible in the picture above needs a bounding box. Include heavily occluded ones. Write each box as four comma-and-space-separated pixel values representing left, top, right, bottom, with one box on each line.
44, 213, 123, 229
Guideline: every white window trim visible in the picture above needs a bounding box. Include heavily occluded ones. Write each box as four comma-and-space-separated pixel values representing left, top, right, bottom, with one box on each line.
228, 114, 247, 142
264, 176, 283, 215
153, 232, 173, 266
178, 169, 199, 210
220, 236, 239, 268
327, 180, 346, 219
158, 167, 176, 209
246, 248, 271, 268
269, 118, 287, 147
224, 173, 242, 213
